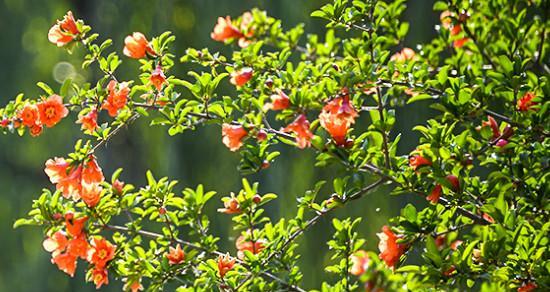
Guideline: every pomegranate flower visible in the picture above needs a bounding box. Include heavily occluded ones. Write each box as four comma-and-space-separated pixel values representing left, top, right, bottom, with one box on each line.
409, 154, 432, 171
48, 11, 81, 47
19, 104, 40, 127
350, 250, 370, 276
123, 32, 156, 59
390, 47, 416, 62
88, 237, 116, 269
426, 184, 442, 204
166, 244, 185, 265
377, 226, 407, 268
236, 235, 266, 260
517, 92, 538, 112
319, 95, 358, 145
77, 109, 98, 132
102, 80, 130, 117
150, 65, 167, 91
211, 16, 243, 42
217, 253, 236, 278
91, 268, 109, 289
282, 114, 313, 149
517, 282, 538, 292
222, 124, 248, 151
266, 89, 290, 111
218, 195, 241, 214
230, 67, 253, 87
481, 115, 500, 139
37, 95, 68, 128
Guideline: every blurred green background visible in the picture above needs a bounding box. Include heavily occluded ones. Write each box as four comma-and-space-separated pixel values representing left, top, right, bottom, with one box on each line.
0, 0, 437, 290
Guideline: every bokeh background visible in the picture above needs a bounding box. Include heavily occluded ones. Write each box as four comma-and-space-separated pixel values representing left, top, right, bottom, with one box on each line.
0, 0, 437, 290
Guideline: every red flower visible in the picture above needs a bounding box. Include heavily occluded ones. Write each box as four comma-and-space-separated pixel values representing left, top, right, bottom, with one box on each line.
222, 124, 248, 151
77, 109, 98, 132
427, 184, 442, 204
37, 95, 68, 128
218, 195, 241, 214
217, 253, 236, 278
211, 16, 243, 42
48, 11, 81, 47
123, 32, 156, 59
282, 114, 313, 149
67, 235, 89, 260
496, 139, 508, 147
453, 37, 470, 48
81, 183, 102, 208
102, 80, 130, 117
88, 237, 116, 269
517, 282, 537, 292
236, 235, 266, 260
440, 11, 452, 29
517, 92, 538, 112
483, 213, 495, 224
481, 115, 500, 139
82, 156, 104, 185
377, 226, 407, 268
409, 155, 432, 171
150, 65, 167, 91
0, 118, 9, 128
445, 175, 460, 192
166, 244, 185, 265
350, 250, 370, 276
230, 67, 253, 87
19, 104, 40, 127
43, 231, 69, 256
443, 265, 456, 276
390, 47, 416, 62
112, 179, 125, 194
65, 213, 88, 238
267, 89, 290, 111
30, 124, 43, 137
52, 252, 77, 277
91, 268, 109, 289
124, 278, 144, 292
319, 94, 358, 145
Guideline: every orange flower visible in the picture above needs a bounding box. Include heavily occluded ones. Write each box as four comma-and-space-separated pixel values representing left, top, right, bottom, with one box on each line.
482, 213, 495, 224
37, 95, 68, 128
52, 252, 78, 277
517, 282, 537, 292
44, 158, 82, 200
319, 95, 358, 146
236, 235, 266, 260
282, 114, 313, 149
218, 195, 241, 214
45, 157, 70, 183
450, 24, 462, 36
124, 278, 144, 292
123, 32, 156, 59
217, 253, 236, 278
222, 124, 248, 151
443, 265, 456, 276
517, 92, 538, 112
211, 16, 243, 43
112, 179, 125, 195
267, 89, 290, 111
166, 244, 185, 265
0, 118, 9, 128
230, 67, 253, 87
350, 250, 370, 276
150, 65, 167, 91
102, 80, 130, 117
450, 240, 463, 250
453, 37, 469, 48
426, 184, 442, 204
237, 12, 254, 48
65, 213, 88, 238
67, 235, 90, 260
91, 268, 109, 289
30, 124, 43, 137
43, 231, 69, 255
377, 225, 407, 268
88, 237, 116, 269
81, 183, 102, 208
19, 104, 40, 127
390, 47, 416, 62
48, 11, 81, 47
409, 155, 432, 171
82, 156, 104, 184
481, 115, 500, 139
77, 109, 98, 132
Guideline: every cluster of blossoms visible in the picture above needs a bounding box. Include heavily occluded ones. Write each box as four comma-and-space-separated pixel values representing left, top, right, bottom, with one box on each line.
2, 0, 547, 291
43, 213, 116, 289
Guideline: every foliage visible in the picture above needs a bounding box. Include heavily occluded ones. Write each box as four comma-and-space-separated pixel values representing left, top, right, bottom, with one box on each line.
1, 0, 548, 291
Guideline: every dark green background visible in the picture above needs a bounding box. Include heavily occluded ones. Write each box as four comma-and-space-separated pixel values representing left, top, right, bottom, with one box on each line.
0, 0, 436, 290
